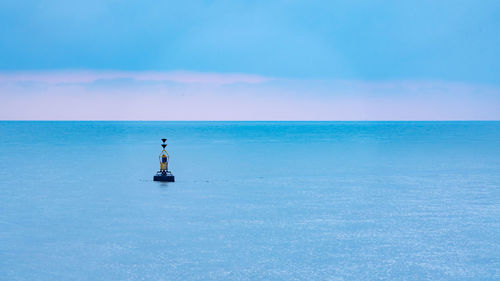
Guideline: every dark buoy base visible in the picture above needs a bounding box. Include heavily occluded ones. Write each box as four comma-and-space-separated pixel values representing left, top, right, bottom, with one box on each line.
154, 175, 175, 182
154, 171, 175, 182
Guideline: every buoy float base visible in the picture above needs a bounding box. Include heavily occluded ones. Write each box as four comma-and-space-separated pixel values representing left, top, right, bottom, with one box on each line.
154, 175, 175, 182
154, 171, 175, 182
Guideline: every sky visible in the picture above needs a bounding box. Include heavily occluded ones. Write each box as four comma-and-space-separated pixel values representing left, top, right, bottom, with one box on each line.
0, 0, 499, 120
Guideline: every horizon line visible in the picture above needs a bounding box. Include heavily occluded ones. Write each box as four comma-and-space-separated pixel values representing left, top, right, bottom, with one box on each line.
2, 120, 500, 122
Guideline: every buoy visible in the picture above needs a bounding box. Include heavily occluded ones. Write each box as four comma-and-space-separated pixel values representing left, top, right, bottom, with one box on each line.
153, 138, 175, 182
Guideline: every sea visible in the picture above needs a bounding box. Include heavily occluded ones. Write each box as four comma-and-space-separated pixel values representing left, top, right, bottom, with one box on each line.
0, 121, 499, 280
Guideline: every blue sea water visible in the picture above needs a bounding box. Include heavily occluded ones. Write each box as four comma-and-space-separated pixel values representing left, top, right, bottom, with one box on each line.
0, 121, 499, 280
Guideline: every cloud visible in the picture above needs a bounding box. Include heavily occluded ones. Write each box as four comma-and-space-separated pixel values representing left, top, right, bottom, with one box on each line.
0, 71, 270, 85
0, 71, 499, 120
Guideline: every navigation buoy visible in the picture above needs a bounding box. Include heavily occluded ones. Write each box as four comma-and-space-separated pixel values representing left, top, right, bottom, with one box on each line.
153, 138, 175, 182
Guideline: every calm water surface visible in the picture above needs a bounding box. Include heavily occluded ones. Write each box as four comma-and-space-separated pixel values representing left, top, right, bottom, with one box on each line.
1, 122, 499, 280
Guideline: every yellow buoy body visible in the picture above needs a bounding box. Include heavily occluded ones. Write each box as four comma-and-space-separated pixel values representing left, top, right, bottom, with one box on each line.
160, 154, 168, 171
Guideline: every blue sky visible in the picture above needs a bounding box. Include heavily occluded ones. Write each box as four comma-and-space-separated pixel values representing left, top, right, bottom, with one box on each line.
1, 0, 499, 120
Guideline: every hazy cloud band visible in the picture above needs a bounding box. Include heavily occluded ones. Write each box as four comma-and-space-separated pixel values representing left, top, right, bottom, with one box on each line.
1, 71, 499, 120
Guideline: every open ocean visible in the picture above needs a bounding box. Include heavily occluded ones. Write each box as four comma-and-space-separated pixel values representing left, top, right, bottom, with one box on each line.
0, 121, 499, 280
